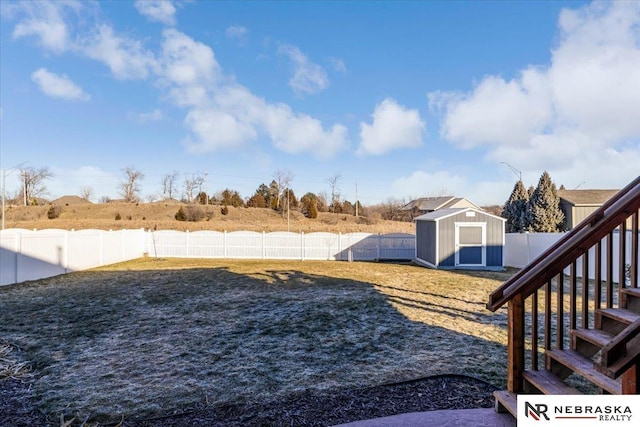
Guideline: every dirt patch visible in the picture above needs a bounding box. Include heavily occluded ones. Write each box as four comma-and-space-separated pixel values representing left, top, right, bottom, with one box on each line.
1, 374, 496, 426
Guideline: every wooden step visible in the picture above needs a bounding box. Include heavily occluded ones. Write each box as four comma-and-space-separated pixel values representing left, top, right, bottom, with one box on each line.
523, 370, 583, 395
597, 308, 640, 334
621, 287, 640, 313
571, 328, 614, 357
597, 336, 640, 379
494, 390, 517, 418
546, 349, 621, 394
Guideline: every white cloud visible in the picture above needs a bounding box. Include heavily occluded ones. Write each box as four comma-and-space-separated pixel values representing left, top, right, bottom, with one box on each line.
358, 98, 425, 155
390, 171, 467, 199
429, 1, 640, 185
81, 24, 157, 80
185, 84, 349, 157
225, 25, 248, 44
153, 32, 347, 157
134, 0, 176, 26
31, 68, 90, 101
183, 107, 258, 152
4, 5, 348, 159
278, 44, 329, 95
128, 109, 163, 123
430, 69, 551, 149
5, 0, 82, 53
328, 57, 347, 73
158, 28, 222, 106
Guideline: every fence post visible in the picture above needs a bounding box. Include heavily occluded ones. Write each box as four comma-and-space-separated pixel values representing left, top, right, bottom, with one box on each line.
224, 231, 227, 259
121, 230, 126, 262
99, 230, 104, 266
338, 232, 342, 261
186, 230, 190, 258
65, 230, 70, 273
14, 232, 21, 284
301, 231, 304, 261
377, 233, 381, 260
262, 231, 266, 260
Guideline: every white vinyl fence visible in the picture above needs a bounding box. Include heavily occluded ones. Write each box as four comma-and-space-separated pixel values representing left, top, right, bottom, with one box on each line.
505, 230, 638, 283
0, 228, 147, 286
146, 231, 416, 261
1, 228, 637, 286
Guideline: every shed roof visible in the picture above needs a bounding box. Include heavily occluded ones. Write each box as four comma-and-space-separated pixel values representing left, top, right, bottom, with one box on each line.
558, 189, 619, 206
414, 207, 506, 222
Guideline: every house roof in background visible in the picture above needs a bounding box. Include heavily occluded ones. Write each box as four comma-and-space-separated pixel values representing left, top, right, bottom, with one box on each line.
399, 196, 452, 211
558, 189, 619, 206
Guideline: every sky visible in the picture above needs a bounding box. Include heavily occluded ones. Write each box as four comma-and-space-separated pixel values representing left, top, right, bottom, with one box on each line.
1, 0, 639, 207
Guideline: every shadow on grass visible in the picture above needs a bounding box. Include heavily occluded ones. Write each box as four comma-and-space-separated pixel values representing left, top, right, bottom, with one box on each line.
0, 260, 510, 425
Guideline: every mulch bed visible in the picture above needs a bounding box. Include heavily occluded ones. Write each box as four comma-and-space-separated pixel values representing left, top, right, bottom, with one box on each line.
1, 374, 497, 426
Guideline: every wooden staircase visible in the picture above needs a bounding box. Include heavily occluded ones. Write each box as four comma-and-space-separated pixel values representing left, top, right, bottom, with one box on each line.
487, 176, 640, 419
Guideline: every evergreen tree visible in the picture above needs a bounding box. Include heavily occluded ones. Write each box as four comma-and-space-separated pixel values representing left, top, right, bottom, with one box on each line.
247, 193, 267, 208
301, 192, 323, 217
528, 171, 564, 232
307, 200, 318, 219
502, 180, 529, 233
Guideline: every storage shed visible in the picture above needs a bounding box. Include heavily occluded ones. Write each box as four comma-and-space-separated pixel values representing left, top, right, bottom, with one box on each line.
414, 207, 505, 270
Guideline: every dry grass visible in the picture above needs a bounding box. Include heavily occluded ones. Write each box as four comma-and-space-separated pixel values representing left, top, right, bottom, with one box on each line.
0, 259, 515, 424
1, 203, 415, 234
0, 339, 32, 381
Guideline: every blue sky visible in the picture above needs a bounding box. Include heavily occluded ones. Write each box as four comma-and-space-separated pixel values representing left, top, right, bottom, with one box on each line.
1, 0, 639, 206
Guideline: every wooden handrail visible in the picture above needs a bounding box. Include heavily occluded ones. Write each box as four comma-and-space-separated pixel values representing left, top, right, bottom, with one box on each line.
487, 175, 640, 312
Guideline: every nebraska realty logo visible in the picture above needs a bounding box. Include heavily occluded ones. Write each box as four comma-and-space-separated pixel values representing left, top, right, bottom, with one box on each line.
517, 395, 638, 426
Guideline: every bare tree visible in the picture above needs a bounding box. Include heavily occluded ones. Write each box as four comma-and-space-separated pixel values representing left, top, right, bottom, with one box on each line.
162, 171, 179, 200
183, 174, 204, 203
80, 186, 94, 202
19, 166, 53, 205
119, 166, 144, 203
326, 172, 341, 213
272, 169, 294, 214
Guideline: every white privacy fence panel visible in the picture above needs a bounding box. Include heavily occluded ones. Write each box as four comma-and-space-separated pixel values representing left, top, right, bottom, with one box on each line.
504, 230, 639, 283
3, 227, 636, 287
0, 228, 147, 286
303, 232, 340, 260
226, 231, 263, 259
147, 231, 416, 262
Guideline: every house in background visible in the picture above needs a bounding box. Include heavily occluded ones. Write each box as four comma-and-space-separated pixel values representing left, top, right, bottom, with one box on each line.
400, 196, 480, 219
414, 207, 505, 270
558, 189, 619, 230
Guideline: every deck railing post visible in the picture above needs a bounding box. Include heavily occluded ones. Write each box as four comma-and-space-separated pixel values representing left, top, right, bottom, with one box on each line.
508, 293, 525, 393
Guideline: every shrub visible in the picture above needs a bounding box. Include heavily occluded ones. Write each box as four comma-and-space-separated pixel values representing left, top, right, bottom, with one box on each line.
307, 201, 318, 219
185, 205, 205, 221
47, 205, 62, 219
221, 205, 229, 216
115, 213, 122, 221
176, 205, 204, 222
175, 207, 186, 221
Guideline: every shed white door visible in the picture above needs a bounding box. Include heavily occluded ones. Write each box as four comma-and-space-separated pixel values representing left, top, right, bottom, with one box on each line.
454, 222, 486, 267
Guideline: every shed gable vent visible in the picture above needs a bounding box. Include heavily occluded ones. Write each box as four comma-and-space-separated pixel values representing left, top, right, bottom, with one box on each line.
465, 211, 476, 217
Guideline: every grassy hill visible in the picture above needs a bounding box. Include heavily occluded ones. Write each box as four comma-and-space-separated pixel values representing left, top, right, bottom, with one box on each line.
1, 202, 415, 234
